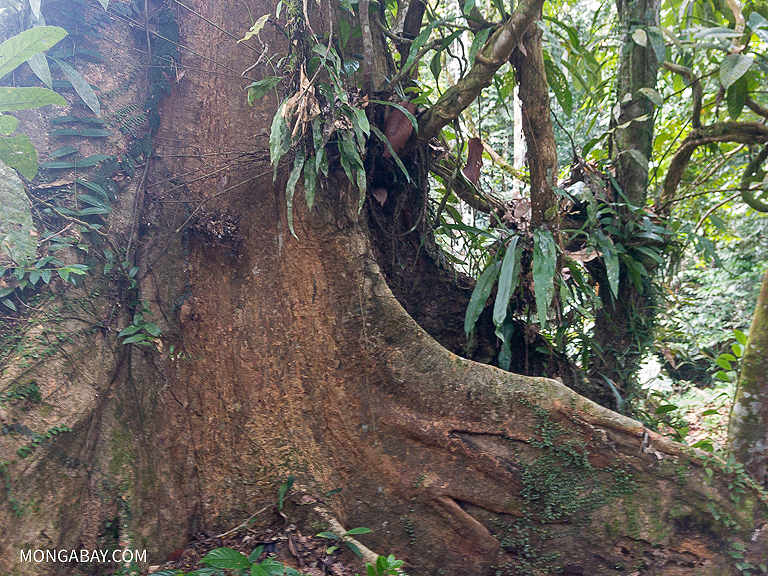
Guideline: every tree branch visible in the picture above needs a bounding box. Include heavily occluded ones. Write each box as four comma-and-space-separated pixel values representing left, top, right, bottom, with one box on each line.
430, 156, 505, 214
662, 61, 702, 128
659, 122, 768, 209
413, 0, 545, 144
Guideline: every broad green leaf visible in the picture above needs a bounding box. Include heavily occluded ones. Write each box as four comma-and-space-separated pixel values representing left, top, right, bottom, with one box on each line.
430, 51, 441, 83
637, 87, 662, 107
0, 87, 66, 111
286, 148, 306, 238
269, 100, 290, 180
27, 52, 52, 88
246, 76, 282, 104
50, 128, 110, 137
251, 564, 269, 576
345, 541, 363, 558
720, 53, 753, 90
533, 229, 556, 327
595, 230, 619, 298
49, 146, 78, 158
726, 75, 747, 120
316, 531, 341, 541
39, 160, 76, 169
344, 527, 372, 535
0, 114, 18, 135
469, 28, 491, 65
0, 163, 37, 267
0, 26, 68, 80
303, 156, 317, 209
52, 58, 100, 116
655, 404, 678, 415
464, 260, 501, 336
492, 236, 521, 341
544, 57, 572, 116
0, 134, 38, 179
734, 329, 747, 346
122, 334, 148, 344
200, 548, 250, 571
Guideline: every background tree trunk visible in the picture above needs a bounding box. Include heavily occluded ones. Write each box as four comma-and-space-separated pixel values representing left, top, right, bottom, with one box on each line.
728, 268, 768, 486
0, 2, 767, 575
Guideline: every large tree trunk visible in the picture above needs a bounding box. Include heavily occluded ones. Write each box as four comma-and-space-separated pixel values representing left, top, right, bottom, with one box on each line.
1, 2, 767, 575
728, 268, 768, 486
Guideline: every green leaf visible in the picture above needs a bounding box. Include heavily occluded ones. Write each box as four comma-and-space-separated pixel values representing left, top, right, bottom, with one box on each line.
250, 564, 269, 576
27, 52, 52, 88
303, 156, 317, 210
595, 230, 619, 299
544, 57, 572, 116
40, 160, 76, 169
0, 114, 18, 135
286, 148, 306, 238
239, 14, 269, 43
734, 329, 747, 346
0, 163, 37, 267
655, 404, 677, 415
430, 51, 441, 84
0, 26, 68, 80
0, 87, 67, 112
52, 58, 100, 116
269, 100, 290, 181
344, 527, 372, 535
50, 128, 110, 137
637, 87, 662, 107
2, 298, 17, 311
701, 409, 720, 416
317, 531, 341, 541
345, 541, 363, 558
49, 146, 78, 158
533, 228, 556, 327
201, 548, 250, 571
464, 260, 501, 336
248, 545, 264, 564
715, 357, 732, 370
492, 236, 521, 341
0, 134, 38, 179
469, 28, 491, 65
143, 322, 162, 337
122, 334, 148, 344
76, 179, 109, 199
258, 558, 286, 576
246, 76, 282, 104
720, 53, 753, 90
726, 75, 747, 120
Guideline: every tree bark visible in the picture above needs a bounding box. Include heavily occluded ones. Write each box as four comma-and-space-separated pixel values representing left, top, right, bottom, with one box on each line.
728, 268, 768, 486
0, 2, 767, 576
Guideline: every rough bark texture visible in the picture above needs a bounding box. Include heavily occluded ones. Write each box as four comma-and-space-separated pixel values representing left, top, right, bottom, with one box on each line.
1, 2, 768, 576
510, 11, 558, 229
589, 0, 661, 394
612, 0, 660, 207
728, 268, 768, 486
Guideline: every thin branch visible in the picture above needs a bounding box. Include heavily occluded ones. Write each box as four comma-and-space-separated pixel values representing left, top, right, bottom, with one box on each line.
663, 61, 702, 128
660, 122, 768, 208
694, 191, 741, 232
414, 0, 545, 144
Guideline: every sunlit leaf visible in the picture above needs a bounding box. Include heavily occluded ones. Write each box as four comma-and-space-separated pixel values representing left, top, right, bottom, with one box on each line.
720, 53, 753, 90
52, 58, 100, 116
0, 26, 68, 80
533, 229, 556, 327
0, 134, 38, 179
0, 163, 37, 266
493, 236, 521, 341
0, 87, 66, 112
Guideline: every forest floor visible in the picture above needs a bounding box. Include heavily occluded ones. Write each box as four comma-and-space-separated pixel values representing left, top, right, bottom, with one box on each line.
145, 500, 367, 576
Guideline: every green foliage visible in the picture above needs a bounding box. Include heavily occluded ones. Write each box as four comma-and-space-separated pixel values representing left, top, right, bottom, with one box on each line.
317, 526, 372, 557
